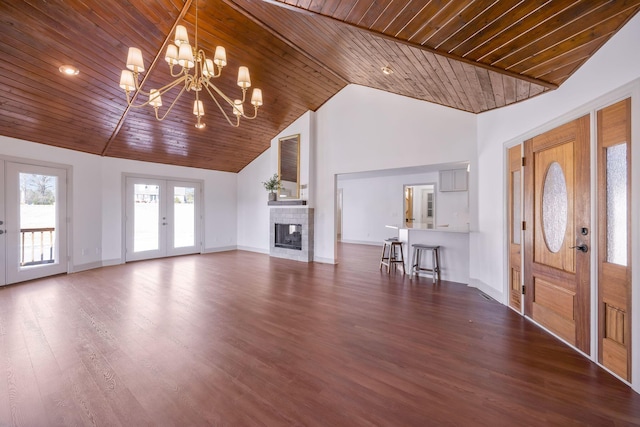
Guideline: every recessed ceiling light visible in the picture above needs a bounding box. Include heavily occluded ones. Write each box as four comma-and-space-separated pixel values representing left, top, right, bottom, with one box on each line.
59, 65, 79, 76
381, 66, 394, 75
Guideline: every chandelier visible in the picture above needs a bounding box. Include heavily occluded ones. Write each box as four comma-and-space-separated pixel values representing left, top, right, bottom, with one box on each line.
118, 2, 263, 129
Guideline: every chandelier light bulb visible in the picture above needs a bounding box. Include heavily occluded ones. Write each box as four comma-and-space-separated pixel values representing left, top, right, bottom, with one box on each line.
233, 99, 244, 116
237, 66, 251, 88
178, 43, 195, 68
149, 89, 162, 108
203, 59, 215, 78
165, 44, 179, 65
174, 25, 189, 46
126, 47, 144, 72
193, 100, 205, 117
214, 46, 227, 67
251, 88, 263, 107
119, 70, 135, 91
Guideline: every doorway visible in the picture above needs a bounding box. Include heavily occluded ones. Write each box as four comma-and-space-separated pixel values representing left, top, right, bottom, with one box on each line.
404, 184, 435, 226
336, 188, 343, 242
125, 176, 202, 262
2, 161, 69, 285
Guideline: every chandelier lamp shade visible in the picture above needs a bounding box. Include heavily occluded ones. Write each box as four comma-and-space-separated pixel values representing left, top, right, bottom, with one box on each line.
118, 2, 263, 129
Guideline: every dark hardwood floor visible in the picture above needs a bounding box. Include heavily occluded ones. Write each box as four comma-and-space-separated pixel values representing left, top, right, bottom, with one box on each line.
1, 243, 639, 426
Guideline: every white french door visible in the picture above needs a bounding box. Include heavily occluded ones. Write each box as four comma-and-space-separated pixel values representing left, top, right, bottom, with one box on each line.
3, 162, 68, 285
125, 176, 201, 262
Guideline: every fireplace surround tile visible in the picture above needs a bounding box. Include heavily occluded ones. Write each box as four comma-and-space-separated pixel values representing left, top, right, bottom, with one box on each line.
270, 208, 314, 262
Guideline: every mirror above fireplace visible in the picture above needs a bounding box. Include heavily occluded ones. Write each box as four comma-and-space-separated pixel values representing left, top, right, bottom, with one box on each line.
278, 134, 300, 199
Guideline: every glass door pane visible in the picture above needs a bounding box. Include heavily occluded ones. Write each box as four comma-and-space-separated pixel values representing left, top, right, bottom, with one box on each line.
133, 183, 160, 252
19, 172, 57, 267
605, 143, 627, 266
173, 186, 195, 248
125, 177, 165, 262
167, 180, 200, 257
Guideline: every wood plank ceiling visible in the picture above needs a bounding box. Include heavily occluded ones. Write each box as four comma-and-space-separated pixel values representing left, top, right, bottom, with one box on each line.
0, 0, 638, 172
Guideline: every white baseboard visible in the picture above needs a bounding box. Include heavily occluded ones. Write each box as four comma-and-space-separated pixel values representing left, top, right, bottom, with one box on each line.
236, 245, 269, 254
71, 257, 122, 273
468, 278, 505, 304
102, 258, 122, 267
71, 261, 104, 273
339, 239, 381, 246
313, 256, 337, 264
204, 245, 238, 254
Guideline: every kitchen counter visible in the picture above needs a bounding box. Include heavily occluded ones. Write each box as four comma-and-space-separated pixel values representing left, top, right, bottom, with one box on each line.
386, 223, 469, 233
386, 223, 469, 283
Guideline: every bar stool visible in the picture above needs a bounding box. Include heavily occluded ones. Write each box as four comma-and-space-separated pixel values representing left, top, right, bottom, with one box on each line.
411, 244, 441, 283
380, 238, 405, 275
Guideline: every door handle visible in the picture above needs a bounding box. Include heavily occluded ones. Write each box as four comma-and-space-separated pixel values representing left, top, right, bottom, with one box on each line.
570, 244, 588, 253
0, 230, 4, 235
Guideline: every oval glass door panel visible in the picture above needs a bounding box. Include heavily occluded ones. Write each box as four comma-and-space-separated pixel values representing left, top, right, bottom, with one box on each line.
542, 161, 568, 253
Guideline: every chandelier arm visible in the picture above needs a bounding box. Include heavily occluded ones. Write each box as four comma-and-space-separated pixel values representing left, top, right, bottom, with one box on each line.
203, 81, 236, 108
202, 84, 241, 127
154, 85, 189, 121
240, 105, 259, 120
169, 65, 188, 78
125, 75, 190, 109
202, 83, 257, 121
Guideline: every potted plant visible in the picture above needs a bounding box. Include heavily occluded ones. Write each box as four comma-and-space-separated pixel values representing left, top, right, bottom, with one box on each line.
262, 173, 281, 201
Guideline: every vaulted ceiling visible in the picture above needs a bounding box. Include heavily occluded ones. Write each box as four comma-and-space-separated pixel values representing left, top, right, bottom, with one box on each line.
1, 0, 638, 172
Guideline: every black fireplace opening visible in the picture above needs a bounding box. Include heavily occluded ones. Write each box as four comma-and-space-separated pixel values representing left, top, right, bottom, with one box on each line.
275, 223, 302, 250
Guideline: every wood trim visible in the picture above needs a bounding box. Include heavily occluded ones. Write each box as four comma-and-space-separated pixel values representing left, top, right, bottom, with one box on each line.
508, 144, 522, 312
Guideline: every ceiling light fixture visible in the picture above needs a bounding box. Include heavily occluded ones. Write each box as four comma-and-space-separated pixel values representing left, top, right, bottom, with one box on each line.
59, 65, 79, 76
118, 2, 263, 129
381, 66, 393, 75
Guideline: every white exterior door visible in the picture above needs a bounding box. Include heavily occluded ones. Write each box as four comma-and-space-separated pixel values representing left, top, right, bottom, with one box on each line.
4, 162, 68, 284
125, 177, 201, 262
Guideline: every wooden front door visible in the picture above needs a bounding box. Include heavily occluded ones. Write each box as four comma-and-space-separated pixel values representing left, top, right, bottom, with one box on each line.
524, 116, 591, 354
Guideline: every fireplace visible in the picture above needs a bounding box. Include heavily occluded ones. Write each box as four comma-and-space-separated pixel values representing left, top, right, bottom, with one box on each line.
270, 208, 314, 262
274, 223, 302, 250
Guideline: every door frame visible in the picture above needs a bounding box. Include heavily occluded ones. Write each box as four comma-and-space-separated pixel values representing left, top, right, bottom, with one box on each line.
506, 143, 524, 314
0, 155, 73, 285
121, 173, 204, 262
502, 80, 640, 391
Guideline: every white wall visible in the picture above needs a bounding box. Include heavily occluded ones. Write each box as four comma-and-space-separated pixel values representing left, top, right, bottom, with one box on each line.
0, 135, 238, 270
237, 150, 271, 252
337, 170, 469, 245
313, 85, 477, 263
